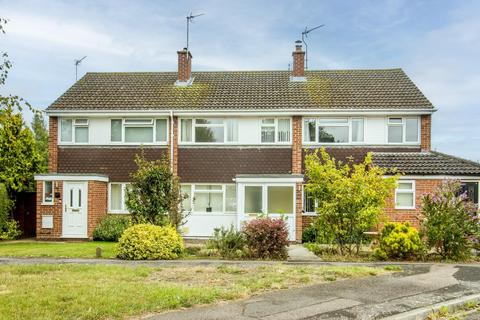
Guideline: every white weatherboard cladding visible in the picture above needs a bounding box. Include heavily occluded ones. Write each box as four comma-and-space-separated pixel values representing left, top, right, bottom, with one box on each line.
183, 213, 237, 238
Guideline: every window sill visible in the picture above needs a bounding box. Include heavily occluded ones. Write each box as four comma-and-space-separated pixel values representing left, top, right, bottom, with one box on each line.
41, 202, 54, 206
394, 206, 416, 210
108, 211, 130, 215
302, 212, 317, 216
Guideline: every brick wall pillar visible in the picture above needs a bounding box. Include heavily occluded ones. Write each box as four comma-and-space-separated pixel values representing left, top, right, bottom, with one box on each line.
48, 116, 58, 172
295, 182, 303, 242
421, 115, 431, 151
169, 116, 179, 176
292, 116, 302, 174
87, 181, 108, 239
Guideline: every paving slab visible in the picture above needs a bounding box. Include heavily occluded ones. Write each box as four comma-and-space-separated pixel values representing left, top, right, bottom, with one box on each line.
288, 244, 321, 261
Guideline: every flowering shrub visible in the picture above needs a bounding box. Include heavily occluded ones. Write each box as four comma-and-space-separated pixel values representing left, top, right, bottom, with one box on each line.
421, 180, 480, 261
373, 222, 424, 260
243, 218, 289, 260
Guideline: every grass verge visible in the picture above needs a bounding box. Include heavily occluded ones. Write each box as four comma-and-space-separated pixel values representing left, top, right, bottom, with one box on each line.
0, 241, 117, 259
0, 263, 384, 319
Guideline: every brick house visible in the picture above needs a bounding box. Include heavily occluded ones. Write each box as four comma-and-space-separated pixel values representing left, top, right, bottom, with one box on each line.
34, 41, 480, 241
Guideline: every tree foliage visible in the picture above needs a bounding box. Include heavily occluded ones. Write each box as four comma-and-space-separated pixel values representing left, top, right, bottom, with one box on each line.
125, 153, 189, 229
31, 113, 48, 172
305, 148, 398, 255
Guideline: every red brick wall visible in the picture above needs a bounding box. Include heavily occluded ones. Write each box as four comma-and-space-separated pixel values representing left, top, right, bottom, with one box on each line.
87, 181, 108, 239
36, 180, 63, 239
421, 115, 431, 151
48, 117, 58, 172
292, 116, 302, 174
295, 182, 303, 241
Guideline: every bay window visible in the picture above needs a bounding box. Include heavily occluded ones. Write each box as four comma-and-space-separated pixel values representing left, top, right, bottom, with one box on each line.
181, 184, 237, 213
261, 118, 291, 143
109, 183, 129, 213
388, 117, 419, 143
180, 118, 238, 143
60, 118, 89, 143
303, 117, 364, 144
110, 118, 168, 144
395, 181, 415, 209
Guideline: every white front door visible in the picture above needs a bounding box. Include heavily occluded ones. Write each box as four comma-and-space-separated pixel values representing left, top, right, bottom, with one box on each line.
63, 182, 88, 238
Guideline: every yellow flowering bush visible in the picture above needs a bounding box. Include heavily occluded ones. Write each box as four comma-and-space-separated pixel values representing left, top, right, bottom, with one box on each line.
374, 222, 424, 260
116, 224, 184, 260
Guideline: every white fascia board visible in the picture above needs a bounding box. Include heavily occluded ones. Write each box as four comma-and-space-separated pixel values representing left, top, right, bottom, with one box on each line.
388, 175, 480, 180
46, 108, 436, 117
234, 177, 304, 183
34, 174, 109, 182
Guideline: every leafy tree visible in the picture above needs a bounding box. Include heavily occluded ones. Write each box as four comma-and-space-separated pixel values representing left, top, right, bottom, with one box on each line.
125, 153, 189, 229
305, 148, 398, 255
421, 180, 480, 261
31, 113, 48, 172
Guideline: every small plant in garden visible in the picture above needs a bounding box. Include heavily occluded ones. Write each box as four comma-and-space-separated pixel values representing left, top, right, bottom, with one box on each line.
0, 183, 21, 240
116, 224, 184, 260
206, 225, 245, 259
243, 217, 289, 260
301, 224, 317, 243
373, 222, 424, 260
421, 180, 480, 261
304, 148, 398, 255
93, 215, 131, 242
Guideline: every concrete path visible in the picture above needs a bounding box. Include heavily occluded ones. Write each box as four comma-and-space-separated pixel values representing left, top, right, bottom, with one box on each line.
147, 264, 480, 320
288, 244, 321, 261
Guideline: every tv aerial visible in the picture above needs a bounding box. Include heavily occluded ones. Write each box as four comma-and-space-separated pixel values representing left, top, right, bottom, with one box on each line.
301, 25, 324, 69
186, 12, 205, 54
74, 56, 87, 81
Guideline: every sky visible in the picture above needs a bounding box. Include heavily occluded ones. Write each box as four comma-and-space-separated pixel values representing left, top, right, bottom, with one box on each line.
1, 0, 479, 161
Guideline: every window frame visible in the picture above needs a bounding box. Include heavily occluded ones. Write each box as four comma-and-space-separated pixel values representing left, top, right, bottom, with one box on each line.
42, 181, 54, 205
59, 118, 90, 144
302, 117, 365, 145
181, 183, 237, 214
179, 118, 238, 145
108, 182, 130, 214
260, 118, 292, 144
394, 180, 416, 210
387, 117, 420, 145
302, 185, 317, 216
109, 118, 169, 145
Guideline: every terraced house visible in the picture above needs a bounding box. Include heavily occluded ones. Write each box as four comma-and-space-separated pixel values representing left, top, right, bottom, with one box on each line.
34, 41, 480, 241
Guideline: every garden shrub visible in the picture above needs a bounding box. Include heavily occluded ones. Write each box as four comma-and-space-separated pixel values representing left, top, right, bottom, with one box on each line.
302, 224, 317, 243
0, 220, 22, 240
421, 180, 480, 261
0, 184, 20, 240
206, 225, 245, 259
116, 224, 184, 260
243, 218, 289, 260
93, 215, 131, 242
373, 222, 423, 260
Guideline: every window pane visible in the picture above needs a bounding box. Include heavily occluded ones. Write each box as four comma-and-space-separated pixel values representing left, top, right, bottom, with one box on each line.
304, 189, 315, 213
396, 193, 414, 207
111, 119, 122, 142
194, 192, 223, 212
389, 118, 403, 124
388, 126, 403, 143
304, 119, 316, 142
277, 119, 290, 142
125, 127, 153, 143
262, 119, 275, 125
196, 118, 223, 125
318, 118, 348, 124
60, 119, 72, 142
352, 119, 364, 142
156, 119, 167, 142
405, 118, 419, 142
244, 186, 262, 214
226, 119, 238, 142
181, 185, 191, 211
268, 186, 293, 214
195, 185, 222, 191
74, 119, 88, 125
181, 119, 192, 142
459, 182, 479, 204
44, 181, 53, 203
195, 127, 224, 142
318, 126, 349, 143
124, 119, 153, 125
225, 185, 237, 212
398, 182, 413, 190
261, 126, 275, 143
75, 126, 88, 143
110, 184, 122, 211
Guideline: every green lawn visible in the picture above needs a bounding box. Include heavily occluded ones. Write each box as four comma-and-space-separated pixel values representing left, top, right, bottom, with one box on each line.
0, 263, 384, 320
0, 241, 117, 259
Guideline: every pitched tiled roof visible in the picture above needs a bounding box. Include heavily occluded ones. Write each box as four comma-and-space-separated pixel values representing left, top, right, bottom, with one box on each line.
47, 69, 433, 111
372, 151, 480, 176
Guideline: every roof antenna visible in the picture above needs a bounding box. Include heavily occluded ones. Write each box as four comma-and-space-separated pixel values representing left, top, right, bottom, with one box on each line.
301, 25, 324, 70
74, 56, 87, 81
186, 12, 204, 55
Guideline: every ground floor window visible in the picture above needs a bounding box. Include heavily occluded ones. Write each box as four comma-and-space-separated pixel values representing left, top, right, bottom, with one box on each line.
302, 186, 316, 214
459, 181, 479, 204
109, 183, 130, 213
243, 185, 294, 215
42, 181, 54, 204
395, 180, 415, 209
181, 184, 236, 213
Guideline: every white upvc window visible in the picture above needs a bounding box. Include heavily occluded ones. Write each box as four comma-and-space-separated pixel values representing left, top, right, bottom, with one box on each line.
180, 118, 238, 144
110, 118, 168, 144
387, 117, 419, 144
42, 181, 54, 205
109, 183, 130, 214
260, 118, 291, 143
395, 180, 415, 209
303, 117, 364, 144
60, 118, 89, 143
181, 184, 237, 213
302, 186, 317, 215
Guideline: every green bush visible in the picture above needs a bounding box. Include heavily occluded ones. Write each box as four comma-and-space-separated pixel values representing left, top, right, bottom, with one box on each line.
206, 225, 245, 259
116, 224, 184, 260
0, 220, 22, 240
302, 224, 317, 243
374, 222, 423, 260
0, 184, 20, 240
93, 215, 131, 242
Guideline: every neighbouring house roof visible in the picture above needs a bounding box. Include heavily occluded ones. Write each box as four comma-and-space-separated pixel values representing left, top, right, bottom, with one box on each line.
372, 151, 480, 176
47, 69, 434, 112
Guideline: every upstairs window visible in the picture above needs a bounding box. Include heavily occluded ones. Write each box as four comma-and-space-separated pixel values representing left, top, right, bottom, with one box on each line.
303, 117, 364, 144
388, 117, 419, 143
110, 118, 168, 144
261, 118, 291, 143
180, 118, 238, 143
60, 118, 89, 143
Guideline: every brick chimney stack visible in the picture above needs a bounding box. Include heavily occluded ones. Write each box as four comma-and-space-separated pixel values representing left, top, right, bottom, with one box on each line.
176, 48, 193, 85
291, 40, 306, 80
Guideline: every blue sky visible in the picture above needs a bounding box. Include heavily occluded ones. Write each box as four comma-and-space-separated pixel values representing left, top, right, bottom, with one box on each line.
1, 0, 479, 161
